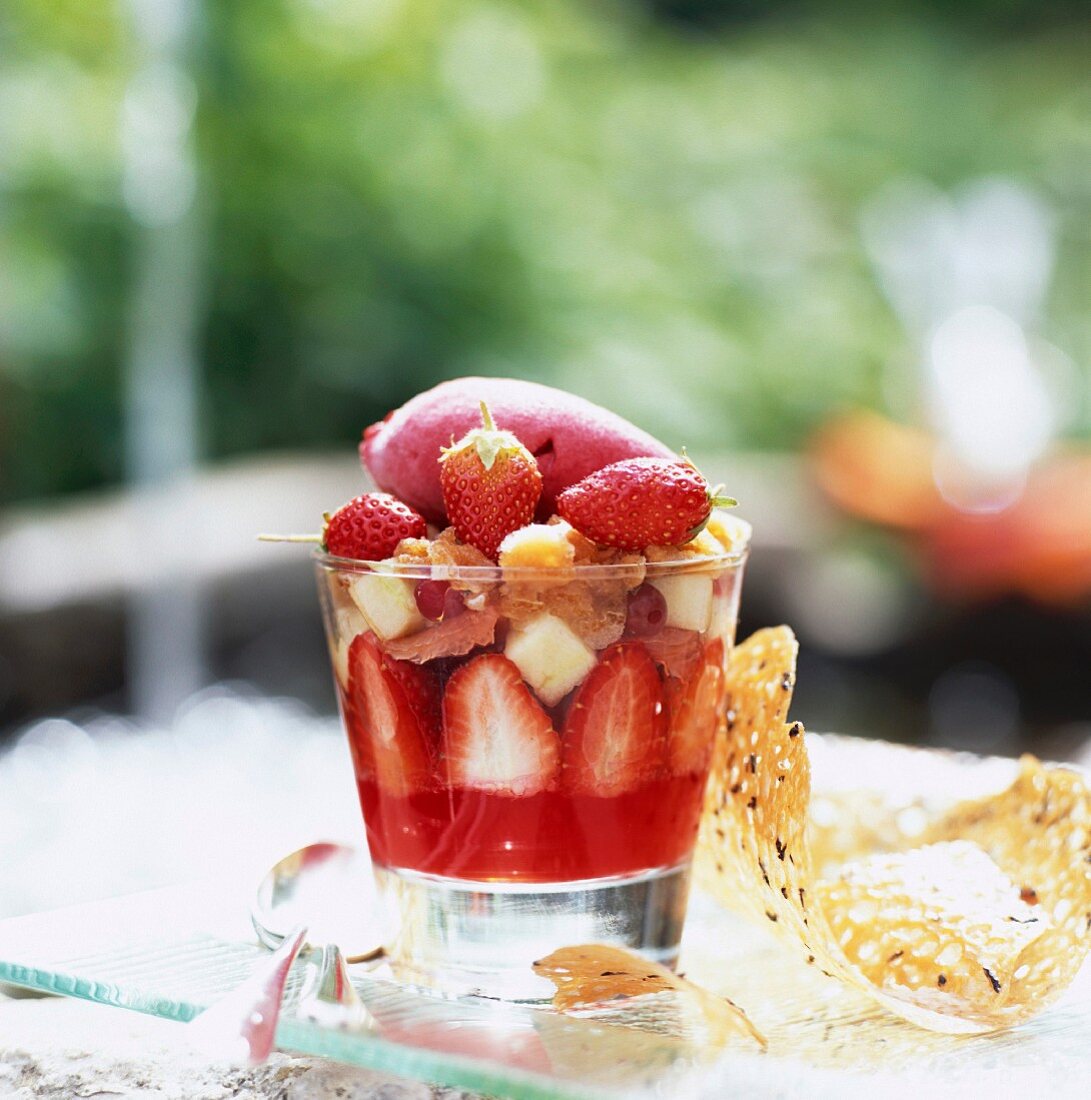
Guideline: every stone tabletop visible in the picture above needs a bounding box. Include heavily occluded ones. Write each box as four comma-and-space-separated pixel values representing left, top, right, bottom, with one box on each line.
0, 994, 478, 1100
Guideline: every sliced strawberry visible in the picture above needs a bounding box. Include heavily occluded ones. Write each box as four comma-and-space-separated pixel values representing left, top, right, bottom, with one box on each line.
338, 681, 375, 780
346, 633, 438, 796
562, 643, 666, 796
666, 638, 725, 776
383, 649, 443, 741
382, 604, 499, 664
442, 653, 560, 795
642, 627, 704, 682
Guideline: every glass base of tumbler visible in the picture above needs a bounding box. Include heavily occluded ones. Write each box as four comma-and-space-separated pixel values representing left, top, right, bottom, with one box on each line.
374, 862, 692, 1002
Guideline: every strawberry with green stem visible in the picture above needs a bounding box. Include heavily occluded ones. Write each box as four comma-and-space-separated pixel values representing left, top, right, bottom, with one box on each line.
439, 402, 543, 560
556, 456, 736, 552
259, 492, 427, 561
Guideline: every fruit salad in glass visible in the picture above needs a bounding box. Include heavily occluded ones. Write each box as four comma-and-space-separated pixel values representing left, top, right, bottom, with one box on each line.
306, 378, 749, 998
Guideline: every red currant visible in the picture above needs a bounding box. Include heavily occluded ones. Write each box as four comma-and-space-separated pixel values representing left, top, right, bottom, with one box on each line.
414, 580, 450, 621
442, 586, 466, 619
626, 583, 667, 636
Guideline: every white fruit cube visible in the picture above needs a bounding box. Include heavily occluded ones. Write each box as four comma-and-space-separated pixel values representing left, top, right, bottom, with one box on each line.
331, 604, 368, 688
650, 574, 714, 632
505, 612, 597, 706
346, 573, 425, 641
707, 575, 737, 643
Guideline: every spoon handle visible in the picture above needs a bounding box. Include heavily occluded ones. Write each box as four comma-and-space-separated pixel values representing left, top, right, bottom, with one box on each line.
298, 943, 374, 1030
187, 924, 308, 1064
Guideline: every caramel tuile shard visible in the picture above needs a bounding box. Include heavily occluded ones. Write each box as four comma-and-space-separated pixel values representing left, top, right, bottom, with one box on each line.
533, 944, 766, 1050
695, 625, 1091, 1034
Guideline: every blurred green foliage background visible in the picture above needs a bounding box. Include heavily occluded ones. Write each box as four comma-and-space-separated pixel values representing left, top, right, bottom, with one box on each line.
0, 0, 1087, 505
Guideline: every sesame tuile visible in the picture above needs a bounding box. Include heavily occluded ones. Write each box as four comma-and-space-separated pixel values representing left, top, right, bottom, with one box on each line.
695, 625, 1091, 1035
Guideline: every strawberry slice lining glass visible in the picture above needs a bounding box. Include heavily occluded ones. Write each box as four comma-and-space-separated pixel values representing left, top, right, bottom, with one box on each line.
316, 541, 747, 1000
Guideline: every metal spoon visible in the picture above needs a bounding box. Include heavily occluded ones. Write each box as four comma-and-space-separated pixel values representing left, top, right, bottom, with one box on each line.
187, 924, 309, 1063
251, 842, 385, 1027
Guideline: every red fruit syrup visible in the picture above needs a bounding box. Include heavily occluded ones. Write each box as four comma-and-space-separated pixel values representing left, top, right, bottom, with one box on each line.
338, 638, 722, 884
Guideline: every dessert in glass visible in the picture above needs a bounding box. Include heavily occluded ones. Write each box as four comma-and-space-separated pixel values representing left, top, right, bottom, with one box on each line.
309, 378, 749, 999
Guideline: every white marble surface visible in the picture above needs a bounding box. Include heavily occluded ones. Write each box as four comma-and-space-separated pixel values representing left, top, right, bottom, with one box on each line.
4, 690, 1090, 1099
0, 692, 486, 1097
0, 995, 476, 1100
0, 690, 363, 922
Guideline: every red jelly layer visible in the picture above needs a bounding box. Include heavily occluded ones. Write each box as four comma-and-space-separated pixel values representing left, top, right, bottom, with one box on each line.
356, 772, 707, 883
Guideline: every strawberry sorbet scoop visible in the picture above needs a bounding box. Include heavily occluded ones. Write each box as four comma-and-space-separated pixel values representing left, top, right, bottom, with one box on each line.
361, 376, 674, 524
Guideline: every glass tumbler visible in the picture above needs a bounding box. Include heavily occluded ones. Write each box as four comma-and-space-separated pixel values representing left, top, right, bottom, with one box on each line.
316, 535, 747, 999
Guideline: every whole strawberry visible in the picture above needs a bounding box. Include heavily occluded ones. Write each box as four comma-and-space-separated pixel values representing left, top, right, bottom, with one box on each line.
440, 402, 543, 560
324, 493, 427, 560
556, 457, 736, 551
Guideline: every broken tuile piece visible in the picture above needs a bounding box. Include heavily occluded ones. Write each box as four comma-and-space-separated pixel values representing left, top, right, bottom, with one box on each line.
816, 840, 1046, 1006
922, 758, 1091, 1021
696, 625, 1091, 1035
532, 943, 766, 1051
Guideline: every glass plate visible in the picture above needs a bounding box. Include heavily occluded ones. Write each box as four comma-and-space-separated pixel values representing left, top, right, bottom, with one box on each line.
2, 736, 1089, 1099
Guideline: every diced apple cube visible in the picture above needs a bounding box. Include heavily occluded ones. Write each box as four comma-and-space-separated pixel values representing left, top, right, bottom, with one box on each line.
347, 573, 425, 641
331, 604, 368, 688
707, 575, 737, 643
649, 574, 714, 632
504, 612, 598, 706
